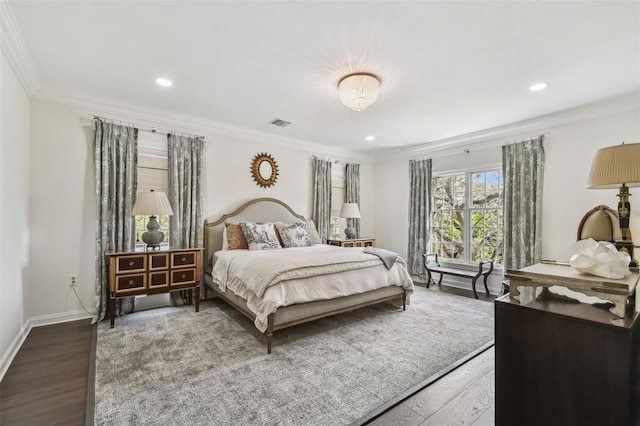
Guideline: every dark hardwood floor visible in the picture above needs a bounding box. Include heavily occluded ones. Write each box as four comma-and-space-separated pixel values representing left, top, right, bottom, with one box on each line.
0, 282, 494, 426
0, 319, 95, 426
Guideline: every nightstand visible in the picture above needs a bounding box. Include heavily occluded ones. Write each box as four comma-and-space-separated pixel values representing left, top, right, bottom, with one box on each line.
327, 237, 375, 248
105, 247, 203, 327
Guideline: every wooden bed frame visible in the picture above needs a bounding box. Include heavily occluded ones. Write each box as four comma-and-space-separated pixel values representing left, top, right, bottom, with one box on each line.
202, 197, 407, 353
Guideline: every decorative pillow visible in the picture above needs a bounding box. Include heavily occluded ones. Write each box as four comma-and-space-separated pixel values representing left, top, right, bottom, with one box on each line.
240, 222, 282, 250
307, 219, 322, 244
275, 222, 312, 248
225, 222, 249, 250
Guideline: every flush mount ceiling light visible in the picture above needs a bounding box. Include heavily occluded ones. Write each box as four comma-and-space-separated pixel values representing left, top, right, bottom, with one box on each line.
529, 82, 547, 92
155, 77, 172, 87
338, 73, 380, 111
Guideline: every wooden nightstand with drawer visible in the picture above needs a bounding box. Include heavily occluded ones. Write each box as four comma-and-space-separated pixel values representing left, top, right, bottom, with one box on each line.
106, 248, 203, 327
327, 238, 375, 248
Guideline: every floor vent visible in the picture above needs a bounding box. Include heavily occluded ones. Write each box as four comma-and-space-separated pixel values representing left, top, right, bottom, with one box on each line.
269, 118, 292, 127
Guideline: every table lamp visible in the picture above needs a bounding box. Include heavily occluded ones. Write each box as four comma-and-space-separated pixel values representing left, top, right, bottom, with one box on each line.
587, 142, 640, 266
339, 202, 361, 239
132, 190, 174, 250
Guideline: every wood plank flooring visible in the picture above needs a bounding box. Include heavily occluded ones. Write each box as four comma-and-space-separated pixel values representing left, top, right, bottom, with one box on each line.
0, 319, 94, 426
368, 348, 495, 425
367, 283, 496, 426
0, 282, 496, 426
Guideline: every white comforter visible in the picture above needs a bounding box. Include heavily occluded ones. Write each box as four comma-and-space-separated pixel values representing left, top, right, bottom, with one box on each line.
211, 244, 414, 332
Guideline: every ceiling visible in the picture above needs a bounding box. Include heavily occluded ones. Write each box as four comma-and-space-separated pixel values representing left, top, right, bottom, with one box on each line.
7, 1, 640, 156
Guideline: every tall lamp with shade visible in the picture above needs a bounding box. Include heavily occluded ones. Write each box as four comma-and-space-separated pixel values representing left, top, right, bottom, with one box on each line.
339, 202, 361, 239
132, 190, 174, 251
587, 142, 640, 266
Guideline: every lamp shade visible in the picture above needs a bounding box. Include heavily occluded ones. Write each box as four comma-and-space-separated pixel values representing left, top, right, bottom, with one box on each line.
587, 142, 640, 189
339, 203, 361, 219
132, 190, 174, 216
338, 73, 380, 111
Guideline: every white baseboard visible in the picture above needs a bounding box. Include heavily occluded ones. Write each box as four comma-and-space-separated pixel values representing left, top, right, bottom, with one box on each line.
413, 274, 503, 296
0, 309, 94, 382
0, 318, 32, 382
29, 309, 94, 327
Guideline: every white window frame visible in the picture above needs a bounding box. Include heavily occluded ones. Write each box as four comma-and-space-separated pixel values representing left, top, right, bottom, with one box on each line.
135, 133, 170, 250
330, 164, 346, 239
431, 166, 503, 266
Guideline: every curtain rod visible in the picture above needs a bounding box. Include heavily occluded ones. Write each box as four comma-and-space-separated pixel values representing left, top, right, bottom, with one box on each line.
311, 155, 360, 166
503, 133, 550, 146
89, 114, 205, 140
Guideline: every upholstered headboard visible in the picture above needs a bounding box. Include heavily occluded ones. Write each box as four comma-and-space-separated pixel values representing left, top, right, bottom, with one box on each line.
203, 198, 307, 270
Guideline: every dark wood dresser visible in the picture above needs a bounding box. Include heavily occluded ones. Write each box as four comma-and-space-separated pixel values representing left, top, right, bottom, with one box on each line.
105, 248, 203, 327
495, 293, 640, 426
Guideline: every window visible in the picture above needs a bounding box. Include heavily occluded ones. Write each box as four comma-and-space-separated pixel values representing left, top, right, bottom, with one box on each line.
431, 170, 503, 264
135, 134, 169, 247
330, 165, 345, 239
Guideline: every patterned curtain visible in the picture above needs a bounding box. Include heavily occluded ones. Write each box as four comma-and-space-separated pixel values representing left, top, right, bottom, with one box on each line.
407, 159, 432, 276
503, 136, 545, 270
168, 134, 205, 249
312, 158, 332, 243
345, 163, 360, 238
93, 119, 138, 323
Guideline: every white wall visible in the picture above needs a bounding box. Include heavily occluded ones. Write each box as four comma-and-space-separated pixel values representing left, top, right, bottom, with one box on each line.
541, 111, 640, 261
0, 51, 30, 371
29, 101, 96, 320
374, 104, 640, 294
27, 99, 375, 320
204, 138, 376, 236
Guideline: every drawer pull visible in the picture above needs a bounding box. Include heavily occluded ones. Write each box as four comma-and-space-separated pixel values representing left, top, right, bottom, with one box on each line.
129, 261, 135, 266
181, 274, 186, 279
181, 257, 186, 262
128, 279, 134, 285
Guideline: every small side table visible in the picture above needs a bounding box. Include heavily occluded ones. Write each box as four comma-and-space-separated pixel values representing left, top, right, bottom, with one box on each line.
105, 247, 203, 327
327, 237, 375, 248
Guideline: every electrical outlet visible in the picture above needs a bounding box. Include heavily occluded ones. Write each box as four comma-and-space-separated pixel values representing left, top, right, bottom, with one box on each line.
70, 274, 77, 287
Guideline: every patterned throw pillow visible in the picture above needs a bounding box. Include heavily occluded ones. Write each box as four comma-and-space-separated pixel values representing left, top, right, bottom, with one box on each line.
240, 222, 282, 250
275, 222, 312, 248
306, 219, 322, 244
225, 222, 249, 250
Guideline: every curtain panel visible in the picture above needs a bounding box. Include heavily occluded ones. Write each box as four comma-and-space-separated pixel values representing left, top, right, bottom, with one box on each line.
312, 158, 332, 243
167, 134, 205, 249
93, 119, 138, 323
407, 159, 432, 276
345, 163, 361, 238
502, 136, 545, 270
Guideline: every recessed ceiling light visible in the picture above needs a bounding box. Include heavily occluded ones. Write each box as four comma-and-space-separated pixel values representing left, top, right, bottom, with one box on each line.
366, 135, 375, 141
529, 82, 547, 92
155, 77, 172, 87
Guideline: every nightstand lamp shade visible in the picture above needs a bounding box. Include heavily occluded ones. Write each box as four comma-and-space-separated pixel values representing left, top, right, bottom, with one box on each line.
132, 190, 174, 250
339, 202, 361, 240
587, 142, 640, 265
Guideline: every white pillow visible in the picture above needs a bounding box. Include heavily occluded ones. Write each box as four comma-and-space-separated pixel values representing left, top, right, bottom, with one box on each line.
240, 222, 282, 250
275, 222, 311, 248
221, 226, 229, 250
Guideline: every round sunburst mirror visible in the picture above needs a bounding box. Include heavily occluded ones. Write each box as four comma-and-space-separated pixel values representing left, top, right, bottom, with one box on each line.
250, 153, 279, 188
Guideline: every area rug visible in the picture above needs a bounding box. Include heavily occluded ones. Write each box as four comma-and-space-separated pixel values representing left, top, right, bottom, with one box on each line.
94, 286, 494, 426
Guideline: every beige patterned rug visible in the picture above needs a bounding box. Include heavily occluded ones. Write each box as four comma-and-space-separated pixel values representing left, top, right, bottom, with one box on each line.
94, 286, 494, 425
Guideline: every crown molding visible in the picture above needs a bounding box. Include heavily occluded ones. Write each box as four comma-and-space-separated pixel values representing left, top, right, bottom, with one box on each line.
373, 91, 640, 163
0, 0, 41, 95
34, 88, 375, 164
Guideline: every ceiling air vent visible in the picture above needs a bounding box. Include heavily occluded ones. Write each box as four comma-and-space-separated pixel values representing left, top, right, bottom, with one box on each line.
269, 118, 292, 128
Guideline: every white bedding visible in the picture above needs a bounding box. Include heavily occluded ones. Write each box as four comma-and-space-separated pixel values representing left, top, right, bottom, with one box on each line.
210, 244, 414, 332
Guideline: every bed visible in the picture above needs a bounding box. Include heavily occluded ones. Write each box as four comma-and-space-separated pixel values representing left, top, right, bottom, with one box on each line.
203, 198, 414, 353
